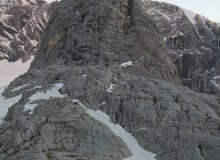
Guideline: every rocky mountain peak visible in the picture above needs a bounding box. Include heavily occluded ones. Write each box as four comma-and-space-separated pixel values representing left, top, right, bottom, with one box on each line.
0, 1, 220, 160
31, 0, 178, 83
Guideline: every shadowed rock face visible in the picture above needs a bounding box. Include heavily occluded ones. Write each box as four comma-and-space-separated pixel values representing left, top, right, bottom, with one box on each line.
143, 0, 220, 95
0, 0, 59, 62
0, 0, 220, 160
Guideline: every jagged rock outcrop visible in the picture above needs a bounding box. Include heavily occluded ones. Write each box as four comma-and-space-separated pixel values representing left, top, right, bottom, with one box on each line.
0, 0, 59, 62
0, 0, 220, 160
142, 0, 220, 95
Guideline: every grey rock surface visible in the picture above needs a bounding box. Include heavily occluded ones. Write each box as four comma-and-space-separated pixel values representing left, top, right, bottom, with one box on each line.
0, 0, 220, 160
0, 98, 130, 160
31, 0, 179, 83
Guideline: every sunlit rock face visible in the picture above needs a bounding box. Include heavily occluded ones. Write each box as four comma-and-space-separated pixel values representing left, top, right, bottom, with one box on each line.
143, 0, 220, 95
0, 1, 220, 160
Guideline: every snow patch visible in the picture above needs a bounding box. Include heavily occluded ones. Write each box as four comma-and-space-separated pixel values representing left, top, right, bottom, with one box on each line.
1, 40, 12, 50
0, 56, 34, 86
201, 46, 212, 52
210, 80, 220, 90
0, 52, 9, 58
24, 83, 65, 114
12, 84, 29, 92
30, 40, 38, 47
136, 127, 148, 132
45, 0, 60, 3
214, 75, 220, 80
147, 8, 171, 21
107, 84, 117, 93
120, 61, 133, 68
27, 85, 42, 91
76, 11, 80, 16
0, 86, 22, 124
73, 100, 157, 160
3, 30, 13, 39
182, 9, 196, 25
106, 51, 114, 55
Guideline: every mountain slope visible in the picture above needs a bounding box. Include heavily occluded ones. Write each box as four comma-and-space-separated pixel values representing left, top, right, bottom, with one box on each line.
0, 0, 220, 160
0, 0, 58, 62
143, 0, 220, 95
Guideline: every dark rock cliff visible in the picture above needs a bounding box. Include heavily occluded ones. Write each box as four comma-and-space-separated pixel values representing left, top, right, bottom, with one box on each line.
0, 0, 220, 160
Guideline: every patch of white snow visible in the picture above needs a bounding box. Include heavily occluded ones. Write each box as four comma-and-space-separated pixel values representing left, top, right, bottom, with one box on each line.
214, 75, 220, 80
30, 40, 38, 47
73, 99, 157, 160
76, 11, 80, 16
12, 84, 29, 92
24, 83, 65, 114
1, 40, 12, 50
210, 80, 220, 90
147, 8, 171, 21
107, 84, 117, 93
120, 61, 133, 68
136, 127, 148, 132
26, 85, 42, 91
182, 9, 197, 25
0, 56, 34, 86
0, 86, 22, 124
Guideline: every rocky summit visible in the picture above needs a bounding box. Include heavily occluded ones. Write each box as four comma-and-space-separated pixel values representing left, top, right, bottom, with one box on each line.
0, 0, 220, 160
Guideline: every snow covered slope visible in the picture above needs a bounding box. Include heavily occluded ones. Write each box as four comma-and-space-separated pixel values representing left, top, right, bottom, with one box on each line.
74, 99, 157, 160
0, 85, 22, 124
0, 56, 33, 86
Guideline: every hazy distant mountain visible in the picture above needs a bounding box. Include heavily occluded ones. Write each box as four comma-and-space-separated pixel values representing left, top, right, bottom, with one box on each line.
143, 0, 220, 95
0, 0, 58, 62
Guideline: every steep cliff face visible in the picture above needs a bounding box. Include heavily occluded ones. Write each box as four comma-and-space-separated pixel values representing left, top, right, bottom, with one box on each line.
143, 0, 220, 95
31, 0, 179, 83
0, 0, 220, 160
0, 0, 58, 62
